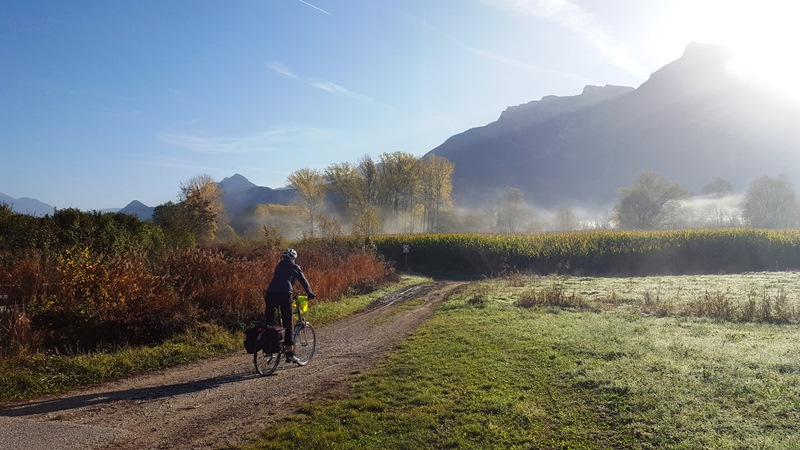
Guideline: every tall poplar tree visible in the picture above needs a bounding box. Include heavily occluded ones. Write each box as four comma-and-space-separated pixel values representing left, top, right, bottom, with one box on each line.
419, 155, 454, 232
287, 168, 327, 236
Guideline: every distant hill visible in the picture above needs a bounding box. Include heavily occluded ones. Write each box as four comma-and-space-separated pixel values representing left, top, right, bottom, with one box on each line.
426, 43, 800, 208
2, 175, 296, 226
0, 192, 55, 216
119, 200, 154, 221
219, 174, 296, 216
218, 173, 257, 193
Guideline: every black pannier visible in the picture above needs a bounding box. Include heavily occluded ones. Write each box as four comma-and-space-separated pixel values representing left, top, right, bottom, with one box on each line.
261, 325, 285, 354
244, 325, 265, 354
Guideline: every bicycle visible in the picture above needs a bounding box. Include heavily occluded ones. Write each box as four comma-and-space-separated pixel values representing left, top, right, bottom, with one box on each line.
254, 295, 317, 376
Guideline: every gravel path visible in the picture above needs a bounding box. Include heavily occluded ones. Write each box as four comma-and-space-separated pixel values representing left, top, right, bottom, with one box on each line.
0, 281, 464, 450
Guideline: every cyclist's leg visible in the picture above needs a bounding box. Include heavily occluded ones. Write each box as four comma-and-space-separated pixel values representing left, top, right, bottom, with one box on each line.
279, 294, 294, 352
264, 292, 277, 325
265, 303, 276, 326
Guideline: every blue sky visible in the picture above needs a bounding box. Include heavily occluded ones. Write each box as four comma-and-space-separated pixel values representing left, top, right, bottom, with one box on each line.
2, 0, 797, 210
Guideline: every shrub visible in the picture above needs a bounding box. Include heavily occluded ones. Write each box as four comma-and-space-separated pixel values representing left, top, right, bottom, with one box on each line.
516, 283, 590, 310
1, 228, 395, 354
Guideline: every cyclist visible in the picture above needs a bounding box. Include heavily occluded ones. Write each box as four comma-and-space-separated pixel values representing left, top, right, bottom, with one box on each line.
264, 248, 315, 363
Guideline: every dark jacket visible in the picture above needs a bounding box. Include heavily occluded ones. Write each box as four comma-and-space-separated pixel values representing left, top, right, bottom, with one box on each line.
266, 258, 312, 295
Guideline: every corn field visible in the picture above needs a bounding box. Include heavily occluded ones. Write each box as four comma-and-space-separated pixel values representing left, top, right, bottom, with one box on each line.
369, 229, 800, 276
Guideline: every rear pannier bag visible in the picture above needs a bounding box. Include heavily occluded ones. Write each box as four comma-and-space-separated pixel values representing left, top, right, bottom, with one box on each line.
262, 325, 285, 354
244, 326, 265, 354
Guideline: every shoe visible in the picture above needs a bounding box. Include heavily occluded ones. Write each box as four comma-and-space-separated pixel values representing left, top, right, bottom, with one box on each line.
285, 353, 300, 364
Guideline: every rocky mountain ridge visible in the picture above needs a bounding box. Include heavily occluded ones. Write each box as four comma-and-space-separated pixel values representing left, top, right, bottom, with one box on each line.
426, 42, 800, 208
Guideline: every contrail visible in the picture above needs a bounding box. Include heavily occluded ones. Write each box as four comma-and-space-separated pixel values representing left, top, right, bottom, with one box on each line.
295, 0, 332, 15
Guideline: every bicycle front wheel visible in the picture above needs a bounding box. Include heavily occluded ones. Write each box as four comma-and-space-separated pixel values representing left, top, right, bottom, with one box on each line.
292, 322, 316, 365
254, 349, 281, 376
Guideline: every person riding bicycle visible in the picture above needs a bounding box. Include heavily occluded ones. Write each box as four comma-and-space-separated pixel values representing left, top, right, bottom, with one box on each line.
264, 248, 315, 364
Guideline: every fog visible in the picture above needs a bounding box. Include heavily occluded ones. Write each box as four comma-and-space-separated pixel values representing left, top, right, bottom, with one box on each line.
672, 193, 745, 229
233, 192, 751, 239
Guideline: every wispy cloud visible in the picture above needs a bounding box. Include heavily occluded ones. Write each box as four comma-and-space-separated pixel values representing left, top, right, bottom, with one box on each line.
266, 61, 299, 79
294, 0, 332, 16
483, 0, 647, 77
402, 11, 582, 80
159, 125, 334, 154
307, 78, 387, 106
267, 60, 390, 108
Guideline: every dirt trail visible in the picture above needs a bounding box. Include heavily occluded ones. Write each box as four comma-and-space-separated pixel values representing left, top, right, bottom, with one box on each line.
0, 281, 464, 450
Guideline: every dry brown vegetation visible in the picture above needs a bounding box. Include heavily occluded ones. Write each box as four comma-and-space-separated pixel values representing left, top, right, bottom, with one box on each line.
0, 241, 395, 356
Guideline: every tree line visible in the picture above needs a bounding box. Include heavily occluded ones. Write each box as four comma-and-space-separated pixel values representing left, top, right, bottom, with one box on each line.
151, 152, 456, 244
290, 152, 455, 237
151, 166, 800, 245
21, 153, 793, 247
613, 171, 799, 230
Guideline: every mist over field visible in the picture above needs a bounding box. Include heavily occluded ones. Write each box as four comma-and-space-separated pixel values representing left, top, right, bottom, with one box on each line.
233, 189, 750, 239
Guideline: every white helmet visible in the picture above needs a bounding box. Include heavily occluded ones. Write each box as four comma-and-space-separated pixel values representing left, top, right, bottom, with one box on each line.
282, 248, 298, 260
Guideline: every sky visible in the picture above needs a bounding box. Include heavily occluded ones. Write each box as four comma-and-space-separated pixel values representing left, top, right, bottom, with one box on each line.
2, 0, 799, 210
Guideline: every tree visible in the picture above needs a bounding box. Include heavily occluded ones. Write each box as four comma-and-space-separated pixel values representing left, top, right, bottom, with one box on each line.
179, 174, 226, 243
742, 175, 799, 228
152, 201, 195, 247
287, 168, 327, 236
702, 177, 733, 197
251, 204, 304, 240
376, 151, 419, 232
553, 207, 579, 231
358, 155, 380, 208
497, 187, 525, 233
614, 171, 689, 229
418, 155, 454, 232
351, 206, 382, 238
316, 214, 342, 239
325, 162, 366, 222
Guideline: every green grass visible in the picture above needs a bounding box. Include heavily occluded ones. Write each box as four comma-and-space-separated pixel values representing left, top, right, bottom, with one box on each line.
301, 275, 431, 327
0, 275, 431, 402
246, 274, 800, 449
0, 322, 240, 401
509, 271, 800, 323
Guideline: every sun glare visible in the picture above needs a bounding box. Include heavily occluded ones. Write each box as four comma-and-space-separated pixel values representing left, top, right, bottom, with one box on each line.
658, 1, 800, 99
723, 4, 800, 99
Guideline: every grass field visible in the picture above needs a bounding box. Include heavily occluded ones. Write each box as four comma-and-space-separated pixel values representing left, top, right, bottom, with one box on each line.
247, 272, 800, 449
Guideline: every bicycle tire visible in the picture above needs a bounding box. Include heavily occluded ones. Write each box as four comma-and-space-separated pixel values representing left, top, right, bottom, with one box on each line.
292, 322, 316, 366
254, 348, 281, 376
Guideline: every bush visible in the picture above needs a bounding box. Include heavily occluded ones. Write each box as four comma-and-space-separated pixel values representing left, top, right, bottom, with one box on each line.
0, 212, 395, 355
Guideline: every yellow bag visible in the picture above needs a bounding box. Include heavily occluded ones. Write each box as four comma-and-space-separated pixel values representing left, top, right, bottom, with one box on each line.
294, 295, 309, 313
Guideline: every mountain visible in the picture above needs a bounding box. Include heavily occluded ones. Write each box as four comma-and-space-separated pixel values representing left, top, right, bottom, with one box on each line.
218, 173, 257, 194
427, 43, 800, 208
2, 174, 294, 224
119, 200, 154, 220
111, 175, 291, 222
113, 174, 295, 225
0, 192, 55, 216
219, 174, 296, 216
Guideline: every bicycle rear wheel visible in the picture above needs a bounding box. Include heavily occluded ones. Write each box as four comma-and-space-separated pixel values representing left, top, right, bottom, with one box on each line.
254, 349, 281, 376
292, 322, 316, 365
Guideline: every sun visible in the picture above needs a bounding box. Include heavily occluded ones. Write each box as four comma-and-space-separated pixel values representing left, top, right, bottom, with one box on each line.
721, 4, 800, 99
657, 0, 800, 99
